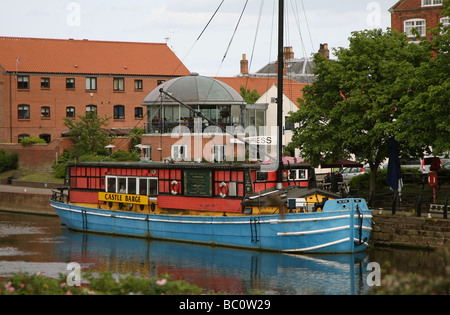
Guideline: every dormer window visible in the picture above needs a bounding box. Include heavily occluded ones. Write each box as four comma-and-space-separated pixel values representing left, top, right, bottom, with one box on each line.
422, 0, 442, 7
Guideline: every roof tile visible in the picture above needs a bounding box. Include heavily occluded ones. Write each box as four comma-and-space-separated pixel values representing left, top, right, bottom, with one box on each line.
0, 37, 190, 76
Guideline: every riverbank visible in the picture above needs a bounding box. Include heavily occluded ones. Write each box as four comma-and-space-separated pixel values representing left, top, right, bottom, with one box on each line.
1, 185, 449, 249
0, 184, 55, 216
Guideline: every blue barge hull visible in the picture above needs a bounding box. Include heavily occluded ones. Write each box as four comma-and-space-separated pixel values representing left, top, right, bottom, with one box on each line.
51, 198, 372, 254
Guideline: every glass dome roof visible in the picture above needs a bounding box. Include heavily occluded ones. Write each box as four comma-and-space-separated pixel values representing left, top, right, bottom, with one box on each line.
141, 73, 245, 106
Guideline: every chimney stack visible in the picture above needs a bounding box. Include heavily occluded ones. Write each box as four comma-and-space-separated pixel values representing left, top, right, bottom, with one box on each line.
283, 46, 294, 60
319, 43, 330, 59
240, 54, 249, 75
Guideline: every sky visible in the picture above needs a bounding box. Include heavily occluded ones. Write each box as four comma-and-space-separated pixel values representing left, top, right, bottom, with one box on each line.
0, 0, 394, 77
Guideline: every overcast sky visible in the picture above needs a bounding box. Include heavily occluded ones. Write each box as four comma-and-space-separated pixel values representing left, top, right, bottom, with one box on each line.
0, 0, 394, 76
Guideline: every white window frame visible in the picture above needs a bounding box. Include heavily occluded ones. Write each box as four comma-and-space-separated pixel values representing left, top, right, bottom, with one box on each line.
213, 145, 226, 163
288, 169, 309, 181
422, 0, 442, 7
106, 175, 158, 197
171, 145, 188, 160
404, 19, 426, 37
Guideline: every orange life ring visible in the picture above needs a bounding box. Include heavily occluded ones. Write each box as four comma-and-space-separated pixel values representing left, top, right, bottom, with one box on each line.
171, 180, 179, 195
219, 182, 228, 198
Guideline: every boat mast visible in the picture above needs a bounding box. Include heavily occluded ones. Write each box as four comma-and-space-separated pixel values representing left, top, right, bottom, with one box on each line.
276, 0, 284, 189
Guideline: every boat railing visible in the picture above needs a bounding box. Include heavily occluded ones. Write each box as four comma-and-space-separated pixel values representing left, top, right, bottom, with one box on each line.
51, 187, 69, 204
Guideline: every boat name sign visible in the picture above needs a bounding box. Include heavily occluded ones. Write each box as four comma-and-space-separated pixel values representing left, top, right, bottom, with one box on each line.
98, 192, 149, 205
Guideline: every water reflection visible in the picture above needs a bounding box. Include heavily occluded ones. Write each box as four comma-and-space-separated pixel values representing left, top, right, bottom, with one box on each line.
58, 231, 371, 295
0, 212, 372, 295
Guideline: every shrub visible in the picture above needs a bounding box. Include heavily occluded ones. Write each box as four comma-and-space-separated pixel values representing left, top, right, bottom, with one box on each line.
0, 271, 203, 295
0, 149, 18, 173
20, 136, 47, 145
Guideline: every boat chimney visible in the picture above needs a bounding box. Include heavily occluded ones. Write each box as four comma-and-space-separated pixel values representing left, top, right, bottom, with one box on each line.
319, 43, 330, 59
240, 54, 249, 75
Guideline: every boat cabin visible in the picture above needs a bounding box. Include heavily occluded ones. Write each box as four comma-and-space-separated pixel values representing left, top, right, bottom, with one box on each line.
65, 161, 315, 215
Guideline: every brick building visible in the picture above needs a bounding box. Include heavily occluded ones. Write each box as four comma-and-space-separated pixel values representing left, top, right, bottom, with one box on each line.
390, 0, 448, 40
0, 37, 190, 145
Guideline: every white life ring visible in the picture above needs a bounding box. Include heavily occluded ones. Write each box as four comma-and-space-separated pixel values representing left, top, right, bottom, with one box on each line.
219, 182, 228, 198
171, 180, 179, 195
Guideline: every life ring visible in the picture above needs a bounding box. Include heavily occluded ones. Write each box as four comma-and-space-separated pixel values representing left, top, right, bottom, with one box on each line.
171, 180, 179, 195
219, 182, 228, 198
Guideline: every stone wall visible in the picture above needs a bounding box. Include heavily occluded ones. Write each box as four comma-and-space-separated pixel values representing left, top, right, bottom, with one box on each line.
372, 213, 450, 249
0, 191, 55, 216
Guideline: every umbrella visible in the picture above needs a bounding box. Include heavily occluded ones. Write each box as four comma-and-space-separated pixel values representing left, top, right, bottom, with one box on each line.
386, 137, 403, 191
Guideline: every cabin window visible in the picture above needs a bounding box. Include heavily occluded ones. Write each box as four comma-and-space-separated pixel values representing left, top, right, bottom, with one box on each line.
106, 176, 158, 197
289, 169, 308, 181
107, 177, 117, 193
118, 178, 127, 193
128, 178, 137, 195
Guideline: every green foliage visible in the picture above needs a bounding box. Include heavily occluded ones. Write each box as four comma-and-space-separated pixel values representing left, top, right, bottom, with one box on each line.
129, 128, 145, 153
0, 150, 18, 173
20, 136, 47, 145
370, 248, 450, 295
0, 271, 204, 295
348, 167, 421, 190
52, 150, 140, 178
287, 27, 441, 191
64, 111, 112, 157
240, 86, 260, 105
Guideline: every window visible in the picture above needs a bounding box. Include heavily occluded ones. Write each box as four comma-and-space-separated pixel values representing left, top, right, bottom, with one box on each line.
114, 105, 125, 119
41, 78, 50, 89
113, 78, 125, 91
18, 134, 30, 143
213, 145, 226, 162
106, 176, 158, 197
41, 106, 51, 118
134, 80, 143, 90
157, 80, 166, 86
422, 0, 442, 6
39, 134, 51, 143
172, 145, 188, 160
66, 107, 76, 118
86, 105, 97, 113
86, 77, 97, 90
66, 78, 75, 89
404, 19, 426, 37
285, 116, 294, 130
441, 17, 450, 31
288, 169, 309, 181
18, 104, 30, 119
135, 107, 143, 118
17, 76, 29, 89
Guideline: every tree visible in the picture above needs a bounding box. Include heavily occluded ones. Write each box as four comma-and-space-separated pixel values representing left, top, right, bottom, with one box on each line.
394, 1, 450, 153
287, 29, 430, 192
64, 112, 112, 157
240, 86, 260, 105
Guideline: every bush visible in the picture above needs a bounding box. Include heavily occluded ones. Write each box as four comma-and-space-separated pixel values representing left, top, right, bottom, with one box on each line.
0, 271, 204, 295
348, 167, 421, 190
20, 136, 47, 145
0, 149, 18, 173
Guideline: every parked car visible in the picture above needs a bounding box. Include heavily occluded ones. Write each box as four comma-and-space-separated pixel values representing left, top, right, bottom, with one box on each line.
340, 167, 366, 181
443, 161, 450, 169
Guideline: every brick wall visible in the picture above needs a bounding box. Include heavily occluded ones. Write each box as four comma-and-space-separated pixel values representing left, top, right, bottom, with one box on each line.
0, 72, 167, 144
390, 0, 445, 40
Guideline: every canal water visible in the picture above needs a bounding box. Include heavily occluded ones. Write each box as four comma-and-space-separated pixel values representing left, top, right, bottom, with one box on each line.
0, 211, 447, 295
